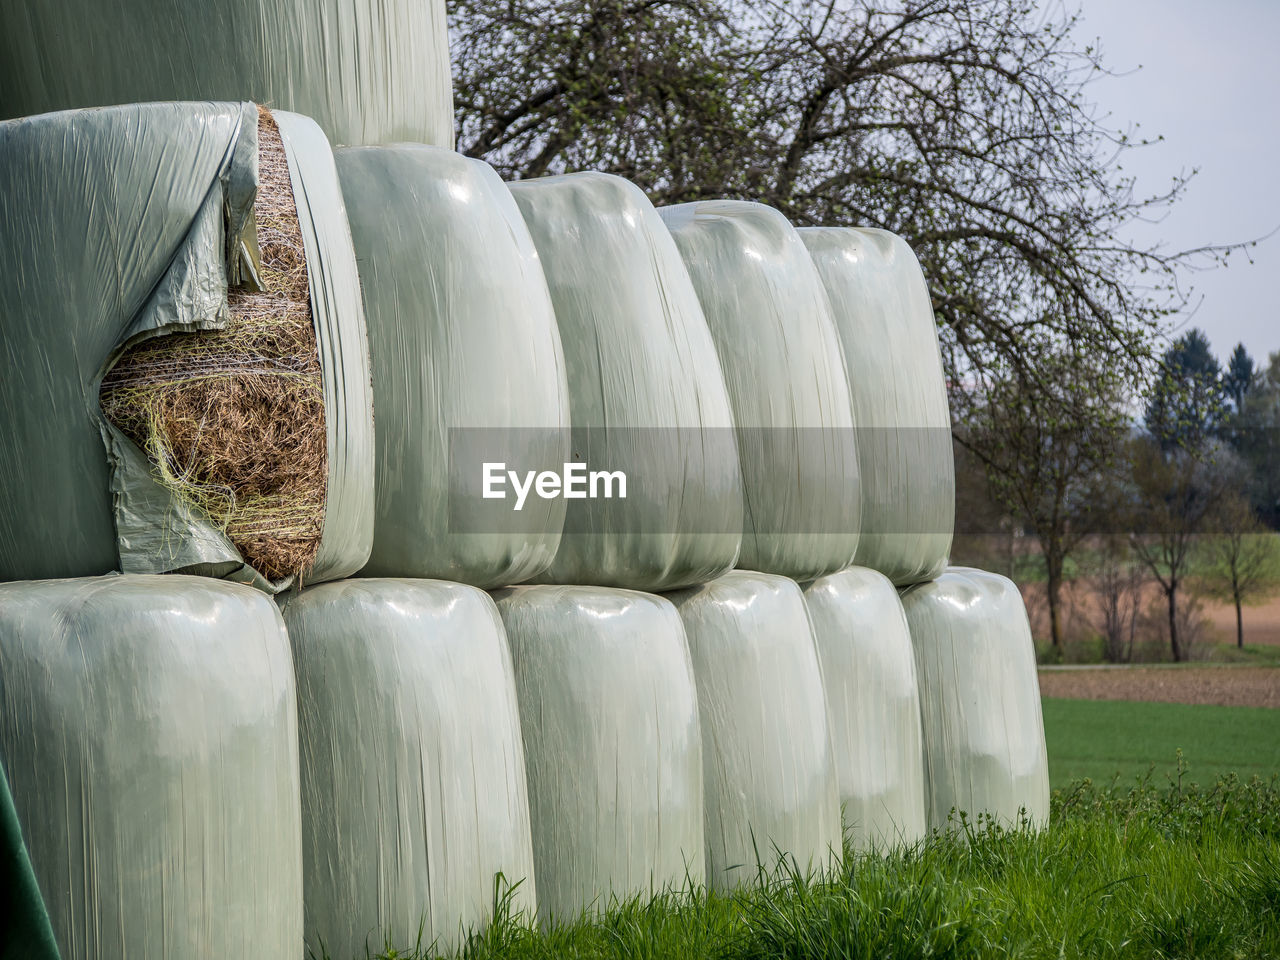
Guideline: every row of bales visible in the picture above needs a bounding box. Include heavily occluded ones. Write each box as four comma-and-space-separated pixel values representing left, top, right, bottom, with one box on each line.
0, 3, 1048, 958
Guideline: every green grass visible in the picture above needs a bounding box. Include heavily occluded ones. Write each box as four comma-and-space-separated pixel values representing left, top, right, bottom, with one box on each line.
350, 770, 1280, 960
1042, 696, 1280, 789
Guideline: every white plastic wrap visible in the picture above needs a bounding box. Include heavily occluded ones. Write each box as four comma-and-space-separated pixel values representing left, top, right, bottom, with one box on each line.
0, 0, 454, 148
336, 146, 570, 588
660, 202, 860, 580
494, 585, 704, 920
0, 575, 303, 959
279, 578, 536, 956
900, 567, 1050, 831
507, 173, 742, 591
802, 567, 927, 850
799, 227, 954, 585
668, 571, 841, 889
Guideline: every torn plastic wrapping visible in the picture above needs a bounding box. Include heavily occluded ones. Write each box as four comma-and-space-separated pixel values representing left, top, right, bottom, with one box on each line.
507, 173, 743, 590
802, 567, 927, 851
900, 567, 1050, 831
668, 571, 842, 890
0, 102, 374, 591
335, 146, 570, 588
494, 585, 705, 921
280, 579, 537, 956
0, 575, 303, 959
0, 0, 453, 148
660, 202, 861, 581
799, 227, 954, 586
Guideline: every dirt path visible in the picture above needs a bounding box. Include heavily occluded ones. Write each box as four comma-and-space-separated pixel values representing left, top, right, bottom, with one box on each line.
1038, 666, 1280, 708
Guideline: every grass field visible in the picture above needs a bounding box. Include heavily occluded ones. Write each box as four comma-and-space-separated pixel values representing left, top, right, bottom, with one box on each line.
1042, 696, 1280, 788
357, 774, 1280, 960
349, 699, 1280, 960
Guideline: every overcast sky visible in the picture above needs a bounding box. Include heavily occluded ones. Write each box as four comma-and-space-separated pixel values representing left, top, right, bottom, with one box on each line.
1077, 0, 1280, 367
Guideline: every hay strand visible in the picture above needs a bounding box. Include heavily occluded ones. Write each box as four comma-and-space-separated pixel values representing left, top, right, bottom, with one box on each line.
101, 107, 327, 581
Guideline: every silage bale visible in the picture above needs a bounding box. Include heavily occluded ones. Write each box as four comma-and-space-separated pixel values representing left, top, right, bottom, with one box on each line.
280, 579, 537, 956
900, 567, 1050, 830
334, 146, 571, 588
0, 0, 452, 148
0, 102, 374, 590
0, 574, 303, 959
668, 571, 842, 890
507, 173, 742, 591
802, 567, 927, 850
494, 585, 705, 920
799, 227, 954, 586
660, 202, 861, 580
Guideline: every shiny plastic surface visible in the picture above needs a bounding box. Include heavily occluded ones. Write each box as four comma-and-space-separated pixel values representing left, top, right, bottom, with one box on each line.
281, 578, 537, 955
336, 146, 570, 587
0, 103, 374, 590
900, 567, 1050, 830
0, 0, 453, 148
661, 202, 860, 580
799, 227, 954, 585
494, 585, 705, 920
668, 571, 842, 889
0, 574, 303, 959
802, 567, 927, 850
274, 111, 376, 584
507, 173, 742, 590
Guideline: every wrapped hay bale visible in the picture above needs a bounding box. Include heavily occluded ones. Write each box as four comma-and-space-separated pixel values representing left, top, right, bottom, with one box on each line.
668, 571, 842, 890
0, 0, 453, 148
900, 567, 1050, 831
494, 585, 704, 921
334, 146, 570, 588
0, 102, 374, 589
660, 202, 861, 580
0, 574, 303, 959
507, 173, 742, 591
802, 567, 927, 850
799, 227, 954, 585
281, 579, 537, 956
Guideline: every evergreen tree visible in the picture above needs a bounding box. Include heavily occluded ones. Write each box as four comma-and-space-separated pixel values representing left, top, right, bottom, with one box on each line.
1223, 343, 1255, 413
1143, 328, 1225, 451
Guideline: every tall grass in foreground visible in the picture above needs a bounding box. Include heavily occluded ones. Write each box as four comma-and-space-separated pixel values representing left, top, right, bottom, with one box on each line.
355, 764, 1280, 960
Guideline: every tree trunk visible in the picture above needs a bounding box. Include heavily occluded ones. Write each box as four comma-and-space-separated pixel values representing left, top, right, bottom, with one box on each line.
1235, 589, 1245, 648
1167, 583, 1181, 662
1046, 549, 1064, 653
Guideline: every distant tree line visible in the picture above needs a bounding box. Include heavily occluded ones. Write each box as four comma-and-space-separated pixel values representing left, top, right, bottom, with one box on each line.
957, 329, 1280, 662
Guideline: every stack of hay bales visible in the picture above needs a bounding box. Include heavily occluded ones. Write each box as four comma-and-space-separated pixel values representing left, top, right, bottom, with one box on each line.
795, 227, 1049, 835
0, 0, 1052, 946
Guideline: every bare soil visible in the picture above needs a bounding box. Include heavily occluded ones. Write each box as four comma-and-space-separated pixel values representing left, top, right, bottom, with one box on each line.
1038, 665, 1280, 708
1021, 579, 1280, 653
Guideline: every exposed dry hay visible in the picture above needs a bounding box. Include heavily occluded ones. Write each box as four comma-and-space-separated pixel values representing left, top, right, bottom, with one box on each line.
101, 107, 327, 581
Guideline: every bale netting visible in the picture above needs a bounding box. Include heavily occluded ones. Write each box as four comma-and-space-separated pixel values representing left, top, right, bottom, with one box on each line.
100, 108, 326, 583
